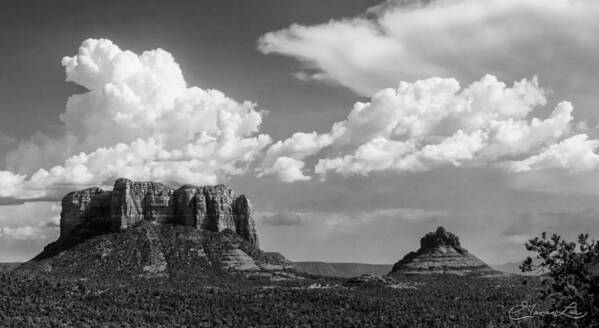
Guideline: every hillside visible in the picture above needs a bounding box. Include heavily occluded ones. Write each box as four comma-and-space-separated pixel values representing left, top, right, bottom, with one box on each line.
19, 222, 293, 281
0, 263, 20, 273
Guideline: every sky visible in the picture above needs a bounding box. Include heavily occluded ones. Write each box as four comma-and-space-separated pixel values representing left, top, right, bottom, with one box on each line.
1, 0, 599, 264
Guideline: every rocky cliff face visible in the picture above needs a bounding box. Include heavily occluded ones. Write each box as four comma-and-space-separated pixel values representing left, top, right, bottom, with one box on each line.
35, 178, 258, 260
389, 226, 497, 276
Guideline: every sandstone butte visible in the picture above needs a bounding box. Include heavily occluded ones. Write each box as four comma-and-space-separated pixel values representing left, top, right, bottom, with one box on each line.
389, 226, 498, 276
34, 177, 258, 261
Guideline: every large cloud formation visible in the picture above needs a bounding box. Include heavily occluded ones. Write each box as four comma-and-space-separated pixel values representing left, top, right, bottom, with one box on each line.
257, 75, 598, 182
258, 0, 599, 111
256, 0, 599, 183
1, 39, 271, 198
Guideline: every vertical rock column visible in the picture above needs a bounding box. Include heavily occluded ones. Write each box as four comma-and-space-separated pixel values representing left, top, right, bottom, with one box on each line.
111, 178, 175, 230
233, 195, 259, 247
198, 185, 234, 232
111, 178, 141, 231
174, 185, 199, 227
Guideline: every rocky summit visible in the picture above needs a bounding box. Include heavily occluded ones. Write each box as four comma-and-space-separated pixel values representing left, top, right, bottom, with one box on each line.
389, 226, 498, 276
20, 178, 294, 280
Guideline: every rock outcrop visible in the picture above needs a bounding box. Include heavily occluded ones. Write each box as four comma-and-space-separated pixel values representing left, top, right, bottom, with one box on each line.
389, 226, 497, 276
34, 178, 258, 260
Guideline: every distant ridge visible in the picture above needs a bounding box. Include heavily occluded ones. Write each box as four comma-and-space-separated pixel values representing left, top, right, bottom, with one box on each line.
490, 261, 533, 275
293, 262, 391, 278
389, 226, 498, 276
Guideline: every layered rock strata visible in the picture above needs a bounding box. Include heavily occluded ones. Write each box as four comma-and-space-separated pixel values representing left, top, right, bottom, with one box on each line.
35, 178, 258, 260
389, 226, 496, 276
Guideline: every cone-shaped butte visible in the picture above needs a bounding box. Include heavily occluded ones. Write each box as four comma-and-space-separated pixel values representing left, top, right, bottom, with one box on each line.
389, 226, 498, 276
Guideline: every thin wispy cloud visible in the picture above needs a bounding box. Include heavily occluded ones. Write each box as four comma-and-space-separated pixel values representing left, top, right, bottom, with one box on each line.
259, 0, 599, 97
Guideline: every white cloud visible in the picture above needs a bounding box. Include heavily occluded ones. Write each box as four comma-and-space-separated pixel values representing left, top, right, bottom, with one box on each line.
1, 38, 271, 198
258, 0, 599, 100
314, 137, 415, 177
0, 171, 28, 198
259, 132, 335, 168
257, 156, 311, 183
506, 134, 599, 172
260, 75, 594, 181
399, 129, 485, 169
256, 131, 338, 182
257, 0, 599, 184
0, 201, 60, 242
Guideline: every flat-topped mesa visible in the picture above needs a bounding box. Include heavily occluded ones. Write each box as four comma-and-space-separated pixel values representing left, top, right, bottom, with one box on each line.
49, 178, 258, 260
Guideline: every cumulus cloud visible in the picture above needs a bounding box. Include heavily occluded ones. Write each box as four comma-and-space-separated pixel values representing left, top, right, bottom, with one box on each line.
256, 132, 335, 182
0, 39, 271, 198
256, 0, 599, 185
258, 0, 599, 101
257, 156, 311, 183
0, 171, 27, 198
42, 203, 62, 228
506, 134, 599, 172
258, 75, 597, 181
1, 213, 62, 240
259, 132, 335, 168
0, 201, 60, 244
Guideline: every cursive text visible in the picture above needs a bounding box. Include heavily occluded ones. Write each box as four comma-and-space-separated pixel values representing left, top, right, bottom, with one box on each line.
509, 301, 588, 321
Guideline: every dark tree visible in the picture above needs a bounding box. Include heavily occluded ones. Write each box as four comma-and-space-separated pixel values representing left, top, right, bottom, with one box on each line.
521, 232, 599, 327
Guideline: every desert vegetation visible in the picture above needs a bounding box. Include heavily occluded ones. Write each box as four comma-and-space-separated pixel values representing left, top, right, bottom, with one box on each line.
1, 272, 548, 328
